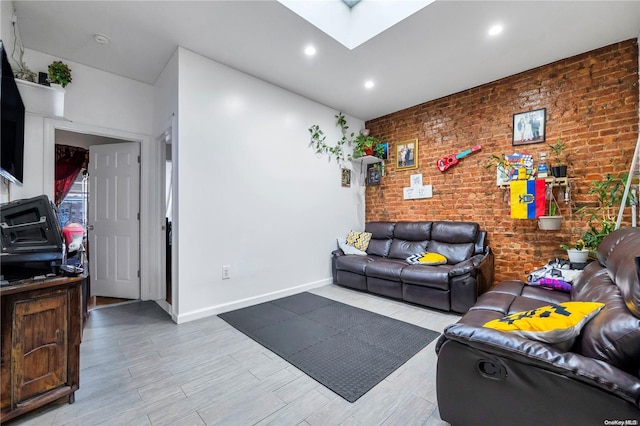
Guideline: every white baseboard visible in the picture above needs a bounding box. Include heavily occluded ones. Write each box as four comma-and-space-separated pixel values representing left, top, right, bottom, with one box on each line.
174, 278, 332, 324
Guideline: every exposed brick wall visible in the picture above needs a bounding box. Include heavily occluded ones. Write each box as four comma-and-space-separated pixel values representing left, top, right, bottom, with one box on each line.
365, 40, 639, 284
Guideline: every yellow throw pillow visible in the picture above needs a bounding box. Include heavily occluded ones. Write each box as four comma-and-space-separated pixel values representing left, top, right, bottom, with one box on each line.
483, 301, 604, 349
346, 230, 372, 252
406, 252, 448, 265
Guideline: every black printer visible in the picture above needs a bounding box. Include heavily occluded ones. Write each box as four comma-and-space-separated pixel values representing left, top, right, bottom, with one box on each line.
1, 195, 64, 282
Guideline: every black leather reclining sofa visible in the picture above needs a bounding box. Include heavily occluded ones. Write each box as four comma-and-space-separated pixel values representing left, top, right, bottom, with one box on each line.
331, 221, 494, 313
436, 227, 640, 425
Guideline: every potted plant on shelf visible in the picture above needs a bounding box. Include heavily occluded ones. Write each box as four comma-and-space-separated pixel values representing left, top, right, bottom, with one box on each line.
548, 138, 567, 177
308, 113, 383, 163
352, 132, 381, 159
48, 61, 72, 88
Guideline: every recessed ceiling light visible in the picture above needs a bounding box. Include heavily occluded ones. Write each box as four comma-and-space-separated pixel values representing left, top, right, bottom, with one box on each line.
364, 80, 375, 89
304, 45, 316, 56
94, 33, 110, 45
488, 24, 503, 36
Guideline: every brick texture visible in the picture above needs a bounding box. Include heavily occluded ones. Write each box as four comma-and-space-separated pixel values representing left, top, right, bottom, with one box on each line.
365, 40, 639, 284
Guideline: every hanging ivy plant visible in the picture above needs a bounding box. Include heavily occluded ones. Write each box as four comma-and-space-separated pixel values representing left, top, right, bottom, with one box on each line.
308, 113, 383, 164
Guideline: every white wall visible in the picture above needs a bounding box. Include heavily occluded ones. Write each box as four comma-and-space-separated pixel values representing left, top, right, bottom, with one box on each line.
175, 48, 364, 322
1, 1, 15, 57
152, 48, 179, 313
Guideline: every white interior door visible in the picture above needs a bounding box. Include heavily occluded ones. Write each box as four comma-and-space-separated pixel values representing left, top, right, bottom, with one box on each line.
88, 142, 141, 299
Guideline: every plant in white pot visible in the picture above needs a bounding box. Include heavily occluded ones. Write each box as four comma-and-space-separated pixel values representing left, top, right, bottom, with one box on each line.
538, 200, 562, 230
538, 184, 562, 231
48, 61, 72, 88
560, 238, 590, 263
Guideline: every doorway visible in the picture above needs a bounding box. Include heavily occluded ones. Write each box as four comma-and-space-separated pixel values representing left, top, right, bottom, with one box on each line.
44, 119, 165, 307
55, 131, 141, 304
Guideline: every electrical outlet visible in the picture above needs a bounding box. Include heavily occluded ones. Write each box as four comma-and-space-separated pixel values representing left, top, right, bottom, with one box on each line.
222, 265, 231, 280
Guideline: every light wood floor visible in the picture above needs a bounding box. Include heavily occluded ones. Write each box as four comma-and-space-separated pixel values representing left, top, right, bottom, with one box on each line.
8, 284, 459, 426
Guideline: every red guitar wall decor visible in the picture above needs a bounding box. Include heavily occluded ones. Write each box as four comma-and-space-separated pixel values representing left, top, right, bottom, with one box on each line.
437, 144, 482, 172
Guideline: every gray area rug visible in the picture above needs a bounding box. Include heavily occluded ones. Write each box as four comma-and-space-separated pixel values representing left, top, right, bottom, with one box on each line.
219, 292, 440, 402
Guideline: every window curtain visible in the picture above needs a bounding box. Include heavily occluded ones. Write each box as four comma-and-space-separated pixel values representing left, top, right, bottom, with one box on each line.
55, 144, 89, 206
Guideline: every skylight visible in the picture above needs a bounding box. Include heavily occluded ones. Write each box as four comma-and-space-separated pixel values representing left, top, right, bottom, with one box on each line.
278, 0, 435, 50
342, 0, 361, 8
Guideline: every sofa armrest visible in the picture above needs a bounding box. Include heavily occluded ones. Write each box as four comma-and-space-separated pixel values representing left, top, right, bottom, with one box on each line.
448, 249, 491, 278
331, 248, 344, 258
440, 322, 640, 406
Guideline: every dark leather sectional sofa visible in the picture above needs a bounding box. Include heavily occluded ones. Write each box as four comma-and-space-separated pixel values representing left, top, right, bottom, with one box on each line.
436, 227, 640, 425
331, 221, 494, 313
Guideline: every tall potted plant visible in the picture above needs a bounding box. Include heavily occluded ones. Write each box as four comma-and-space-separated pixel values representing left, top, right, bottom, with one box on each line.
578, 172, 632, 250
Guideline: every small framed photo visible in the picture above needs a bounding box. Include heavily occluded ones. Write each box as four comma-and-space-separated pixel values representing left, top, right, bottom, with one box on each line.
396, 139, 418, 171
410, 173, 423, 187
367, 164, 381, 186
341, 168, 351, 187
513, 108, 546, 146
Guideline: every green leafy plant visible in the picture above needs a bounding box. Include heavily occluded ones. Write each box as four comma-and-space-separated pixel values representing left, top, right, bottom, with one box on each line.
48, 61, 72, 88
308, 113, 383, 163
548, 137, 567, 166
560, 238, 585, 251
352, 133, 381, 159
576, 172, 632, 250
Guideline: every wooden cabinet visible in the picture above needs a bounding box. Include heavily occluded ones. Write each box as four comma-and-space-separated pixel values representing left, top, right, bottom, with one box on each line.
1, 276, 83, 423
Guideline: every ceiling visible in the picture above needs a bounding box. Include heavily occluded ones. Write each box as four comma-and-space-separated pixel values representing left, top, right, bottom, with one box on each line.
12, 1, 640, 121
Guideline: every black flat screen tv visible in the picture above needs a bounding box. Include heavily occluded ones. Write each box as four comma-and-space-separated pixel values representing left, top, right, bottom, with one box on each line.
0, 39, 25, 186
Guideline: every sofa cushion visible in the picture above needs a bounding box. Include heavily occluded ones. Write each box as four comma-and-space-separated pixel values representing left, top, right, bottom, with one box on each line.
431, 221, 479, 243
335, 255, 374, 274
365, 259, 406, 281
401, 264, 453, 290
483, 301, 604, 350
572, 261, 640, 377
427, 240, 474, 264
364, 222, 395, 257
367, 239, 392, 258
601, 229, 640, 316
388, 239, 428, 259
406, 252, 448, 265
346, 230, 372, 251
469, 280, 570, 315
393, 222, 432, 240
365, 222, 395, 239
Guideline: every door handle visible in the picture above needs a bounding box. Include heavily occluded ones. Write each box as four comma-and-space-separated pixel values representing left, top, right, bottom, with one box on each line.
87, 225, 95, 230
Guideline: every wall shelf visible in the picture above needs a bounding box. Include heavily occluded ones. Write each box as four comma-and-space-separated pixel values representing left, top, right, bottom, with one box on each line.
15, 79, 65, 119
498, 176, 568, 188
351, 155, 383, 165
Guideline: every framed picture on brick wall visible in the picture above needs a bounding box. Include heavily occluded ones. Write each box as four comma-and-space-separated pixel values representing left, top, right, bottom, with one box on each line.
396, 139, 418, 170
513, 108, 546, 146
367, 164, 381, 186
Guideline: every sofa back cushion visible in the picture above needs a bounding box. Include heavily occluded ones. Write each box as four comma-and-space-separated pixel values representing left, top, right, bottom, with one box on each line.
388, 222, 432, 259
597, 228, 640, 317
572, 228, 640, 377
365, 222, 395, 257
427, 221, 478, 264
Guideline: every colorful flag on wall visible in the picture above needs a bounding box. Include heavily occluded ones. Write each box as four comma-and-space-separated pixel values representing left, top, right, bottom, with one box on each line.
510, 179, 546, 219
